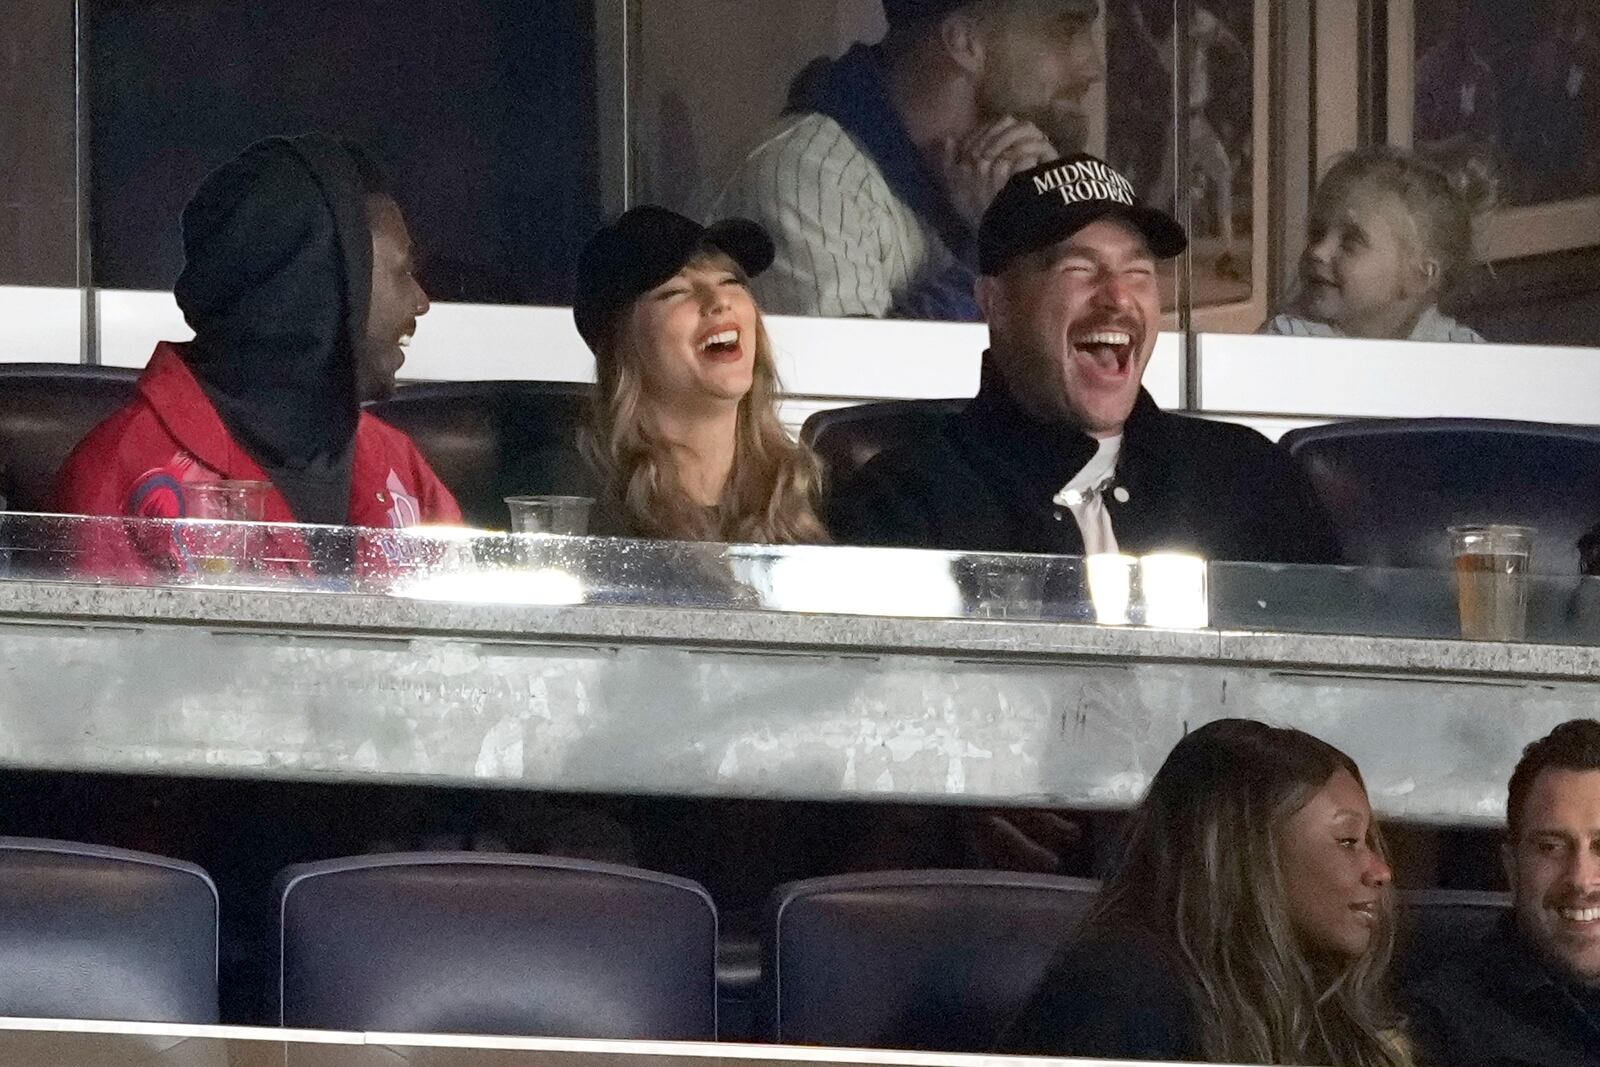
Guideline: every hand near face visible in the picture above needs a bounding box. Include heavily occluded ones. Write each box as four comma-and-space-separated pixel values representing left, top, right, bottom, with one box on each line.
939, 117, 1059, 229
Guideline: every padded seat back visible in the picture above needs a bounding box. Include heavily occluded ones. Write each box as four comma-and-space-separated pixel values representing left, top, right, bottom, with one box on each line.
764, 869, 1099, 1051
0, 365, 141, 511
1281, 418, 1600, 574
1395, 888, 1510, 985
801, 400, 967, 486
0, 837, 219, 1023
276, 852, 718, 1038
368, 380, 594, 528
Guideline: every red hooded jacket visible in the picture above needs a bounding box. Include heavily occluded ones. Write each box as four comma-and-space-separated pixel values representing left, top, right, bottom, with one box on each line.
52, 341, 462, 580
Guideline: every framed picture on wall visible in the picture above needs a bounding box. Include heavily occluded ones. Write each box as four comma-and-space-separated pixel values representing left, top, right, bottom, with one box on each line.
1388, 0, 1600, 261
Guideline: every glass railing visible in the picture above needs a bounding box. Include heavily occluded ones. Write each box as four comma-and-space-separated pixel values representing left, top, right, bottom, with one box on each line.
3, 511, 1590, 646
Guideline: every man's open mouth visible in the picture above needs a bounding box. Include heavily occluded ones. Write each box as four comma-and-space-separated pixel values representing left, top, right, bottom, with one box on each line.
1071, 328, 1136, 376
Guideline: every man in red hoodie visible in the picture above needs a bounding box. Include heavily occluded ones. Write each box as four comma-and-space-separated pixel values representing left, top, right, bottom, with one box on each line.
54, 134, 460, 577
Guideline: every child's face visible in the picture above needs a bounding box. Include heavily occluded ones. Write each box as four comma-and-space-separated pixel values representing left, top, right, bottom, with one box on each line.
1299, 183, 1431, 338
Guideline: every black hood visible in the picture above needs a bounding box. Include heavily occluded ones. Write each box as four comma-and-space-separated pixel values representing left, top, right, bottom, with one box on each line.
174, 132, 379, 524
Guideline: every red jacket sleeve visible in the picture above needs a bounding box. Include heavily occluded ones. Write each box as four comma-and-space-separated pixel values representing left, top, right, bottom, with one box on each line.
50, 407, 190, 582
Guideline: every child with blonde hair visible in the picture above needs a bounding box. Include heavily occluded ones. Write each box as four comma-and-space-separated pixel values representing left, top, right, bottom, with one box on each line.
1266, 145, 1497, 342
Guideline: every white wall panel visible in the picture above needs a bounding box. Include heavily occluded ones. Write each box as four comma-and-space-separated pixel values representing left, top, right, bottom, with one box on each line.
0, 285, 81, 364
85, 289, 1185, 409
1198, 332, 1600, 424
97, 289, 189, 368
61, 286, 1600, 431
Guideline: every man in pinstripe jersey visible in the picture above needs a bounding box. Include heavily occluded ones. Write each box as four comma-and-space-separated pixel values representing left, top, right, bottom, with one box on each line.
710, 0, 1100, 321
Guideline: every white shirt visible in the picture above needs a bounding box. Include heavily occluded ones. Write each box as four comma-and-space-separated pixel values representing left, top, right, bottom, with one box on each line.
710, 113, 961, 318
1263, 306, 1486, 343
1053, 435, 1122, 555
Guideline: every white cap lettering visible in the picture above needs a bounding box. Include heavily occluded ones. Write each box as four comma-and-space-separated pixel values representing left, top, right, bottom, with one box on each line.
1032, 159, 1135, 206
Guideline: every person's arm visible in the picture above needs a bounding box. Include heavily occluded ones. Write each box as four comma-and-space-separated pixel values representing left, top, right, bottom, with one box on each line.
410, 449, 462, 525
1207, 9, 1249, 68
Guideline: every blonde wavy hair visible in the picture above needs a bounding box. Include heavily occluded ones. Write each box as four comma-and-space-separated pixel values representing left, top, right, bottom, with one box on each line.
1082, 719, 1411, 1067
585, 249, 828, 544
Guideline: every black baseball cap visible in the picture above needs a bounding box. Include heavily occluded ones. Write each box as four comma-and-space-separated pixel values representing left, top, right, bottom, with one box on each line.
572, 206, 775, 352
979, 154, 1187, 275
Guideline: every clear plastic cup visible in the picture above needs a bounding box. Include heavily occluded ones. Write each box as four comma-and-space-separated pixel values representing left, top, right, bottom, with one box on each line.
505, 495, 593, 535
183, 480, 270, 576
1449, 524, 1534, 641
186, 480, 270, 521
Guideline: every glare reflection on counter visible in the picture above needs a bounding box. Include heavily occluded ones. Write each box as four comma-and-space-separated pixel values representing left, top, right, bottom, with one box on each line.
1086, 552, 1208, 629
395, 567, 586, 606
0, 511, 1215, 627
732, 545, 963, 618
1087, 553, 1137, 625
1141, 553, 1209, 629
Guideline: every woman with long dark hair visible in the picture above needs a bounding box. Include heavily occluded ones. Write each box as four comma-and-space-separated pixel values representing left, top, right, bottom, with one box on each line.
1001, 718, 1410, 1066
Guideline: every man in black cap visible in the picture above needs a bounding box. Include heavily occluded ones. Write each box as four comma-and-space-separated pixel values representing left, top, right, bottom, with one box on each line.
711, 0, 1100, 320
826, 154, 1340, 565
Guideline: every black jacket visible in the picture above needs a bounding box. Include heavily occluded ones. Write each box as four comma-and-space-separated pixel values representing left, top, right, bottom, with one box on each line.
998, 928, 1201, 1060
1405, 916, 1600, 1066
827, 361, 1341, 564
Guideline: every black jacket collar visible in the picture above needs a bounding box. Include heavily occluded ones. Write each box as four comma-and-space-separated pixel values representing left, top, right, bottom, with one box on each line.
1496, 913, 1599, 990
954, 355, 1167, 498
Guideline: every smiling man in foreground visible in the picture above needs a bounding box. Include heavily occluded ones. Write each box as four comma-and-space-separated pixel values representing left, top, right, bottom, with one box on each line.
1406, 720, 1600, 1067
825, 154, 1339, 564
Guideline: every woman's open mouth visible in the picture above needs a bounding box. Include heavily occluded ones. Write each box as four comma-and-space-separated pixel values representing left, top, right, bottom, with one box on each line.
696, 326, 744, 363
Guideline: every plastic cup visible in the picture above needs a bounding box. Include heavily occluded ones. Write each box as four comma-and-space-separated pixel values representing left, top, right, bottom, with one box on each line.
1449, 524, 1533, 641
183, 480, 270, 576
505, 495, 593, 536
186, 480, 270, 521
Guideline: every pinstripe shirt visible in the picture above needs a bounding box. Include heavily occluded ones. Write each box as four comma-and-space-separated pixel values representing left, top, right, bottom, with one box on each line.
710, 112, 963, 318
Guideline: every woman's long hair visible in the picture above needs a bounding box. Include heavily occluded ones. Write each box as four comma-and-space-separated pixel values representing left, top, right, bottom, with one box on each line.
1082, 719, 1409, 1067
585, 249, 828, 544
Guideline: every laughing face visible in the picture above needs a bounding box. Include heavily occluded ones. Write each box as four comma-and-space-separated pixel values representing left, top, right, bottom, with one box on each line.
1507, 768, 1600, 987
978, 218, 1161, 435
630, 251, 758, 414
1278, 768, 1393, 961
356, 194, 429, 402
1297, 181, 1433, 339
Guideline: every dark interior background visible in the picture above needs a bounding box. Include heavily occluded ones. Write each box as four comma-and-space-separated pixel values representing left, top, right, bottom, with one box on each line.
87, 0, 600, 305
